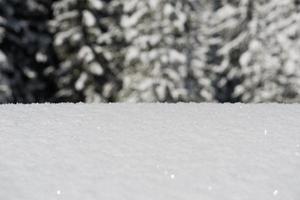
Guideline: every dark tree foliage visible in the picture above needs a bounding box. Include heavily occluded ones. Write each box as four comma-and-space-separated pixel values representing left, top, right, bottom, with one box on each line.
0, 0, 58, 103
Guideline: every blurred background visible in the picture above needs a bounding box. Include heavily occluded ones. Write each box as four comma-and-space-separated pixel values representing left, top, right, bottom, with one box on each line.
0, 0, 300, 103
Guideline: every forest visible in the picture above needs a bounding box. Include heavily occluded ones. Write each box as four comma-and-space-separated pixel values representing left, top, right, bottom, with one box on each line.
0, 0, 300, 103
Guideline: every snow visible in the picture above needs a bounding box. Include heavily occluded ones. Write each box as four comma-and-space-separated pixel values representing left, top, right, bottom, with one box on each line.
75, 73, 88, 91
83, 10, 96, 27
0, 104, 300, 200
87, 0, 103, 10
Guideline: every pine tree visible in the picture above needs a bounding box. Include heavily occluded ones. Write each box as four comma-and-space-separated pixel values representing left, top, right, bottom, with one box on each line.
0, 50, 13, 103
0, 0, 57, 103
1, 0, 299, 103
205, 0, 253, 102
118, 0, 214, 102
236, 0, 300, 102
51, 0, 124, 102
184, 0, 215, 102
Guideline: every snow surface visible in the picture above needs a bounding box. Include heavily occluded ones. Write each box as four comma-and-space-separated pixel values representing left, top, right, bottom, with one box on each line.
0, 104, 300, 200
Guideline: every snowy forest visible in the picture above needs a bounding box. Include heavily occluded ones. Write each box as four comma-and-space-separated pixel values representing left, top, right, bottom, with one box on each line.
0, 0, 300, 103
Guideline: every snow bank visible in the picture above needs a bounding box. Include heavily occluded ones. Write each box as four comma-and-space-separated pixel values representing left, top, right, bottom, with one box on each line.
0, 104, 299, 200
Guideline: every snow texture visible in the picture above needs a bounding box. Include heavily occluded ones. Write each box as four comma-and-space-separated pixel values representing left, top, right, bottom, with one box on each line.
0, 104, 300, 200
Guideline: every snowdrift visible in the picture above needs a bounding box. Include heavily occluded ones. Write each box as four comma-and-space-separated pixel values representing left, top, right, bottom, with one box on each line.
0, 104, 299, 200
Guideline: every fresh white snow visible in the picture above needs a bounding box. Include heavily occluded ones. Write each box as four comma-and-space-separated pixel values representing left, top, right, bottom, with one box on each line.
0, 104, 300, 200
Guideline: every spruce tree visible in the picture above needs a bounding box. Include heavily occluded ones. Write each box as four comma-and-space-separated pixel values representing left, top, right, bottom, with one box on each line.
205, 0, 253, 102
236, 0, 300, 102
51, 0, 123, 102
0, 50, 13, 103
118, 0, 214, 102
0, 0, 57, 103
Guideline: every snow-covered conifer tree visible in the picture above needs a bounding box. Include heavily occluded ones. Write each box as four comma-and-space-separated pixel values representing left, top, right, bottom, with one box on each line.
205, 0, 253, 102
118, 0, 214, 102
0, 50, 13, 103
235, 0, 300, 102
51, 0, 123, 102
0, 0, 57, 103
